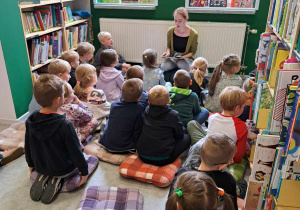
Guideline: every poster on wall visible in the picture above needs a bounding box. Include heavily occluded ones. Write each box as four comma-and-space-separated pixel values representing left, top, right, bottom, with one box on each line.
190, 0, 209, 7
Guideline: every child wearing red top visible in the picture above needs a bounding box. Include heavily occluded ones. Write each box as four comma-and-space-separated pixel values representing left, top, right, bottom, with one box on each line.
186, 86, 248, 166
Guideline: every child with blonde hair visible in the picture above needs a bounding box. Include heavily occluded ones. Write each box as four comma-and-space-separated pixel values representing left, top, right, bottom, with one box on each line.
142, 49, 166, 91
166, 171, 234, 210
58, 82, 98, 144
28, 59, 71, 114
94, 31, 131, 73
205, 54, 242, 113
137, 85, 191, 166
189, 57, 209, 99
61, 50, 80, 88
187, 86, 248, 164
74, 64, 110, 125
95, 49, 124, 102
77, 42, 95, 64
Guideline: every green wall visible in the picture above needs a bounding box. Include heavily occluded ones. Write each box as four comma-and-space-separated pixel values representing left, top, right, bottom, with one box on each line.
90, 0, 271, 74
0, 1, 33, 118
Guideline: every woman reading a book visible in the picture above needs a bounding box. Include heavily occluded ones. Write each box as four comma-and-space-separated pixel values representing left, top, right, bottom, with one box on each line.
161, 7, 198, 72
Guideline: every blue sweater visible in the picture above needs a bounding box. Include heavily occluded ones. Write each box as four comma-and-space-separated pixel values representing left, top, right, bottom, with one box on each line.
99, 91, 148, 152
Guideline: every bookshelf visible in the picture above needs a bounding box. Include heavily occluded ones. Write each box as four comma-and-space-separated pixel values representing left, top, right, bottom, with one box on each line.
19, 0, 93, 73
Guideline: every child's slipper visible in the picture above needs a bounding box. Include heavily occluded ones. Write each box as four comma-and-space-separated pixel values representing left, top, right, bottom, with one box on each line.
30, 174, 49, 201
41, 177, 63, 204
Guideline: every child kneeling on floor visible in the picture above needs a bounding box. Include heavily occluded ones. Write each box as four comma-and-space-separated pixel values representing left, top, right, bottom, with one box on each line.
25, 75, 88, 204
168, 134, 238, 210
166, 171, 234, 210
137, 85, 191, 166
99, 78, 148, 153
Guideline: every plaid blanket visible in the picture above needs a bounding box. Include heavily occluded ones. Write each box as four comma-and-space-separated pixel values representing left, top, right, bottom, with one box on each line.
84, 140, 129, 165
30, 155, 98, 192
119, 154, 181, 187
0, 123, 25, 151
77, 186, 143, 210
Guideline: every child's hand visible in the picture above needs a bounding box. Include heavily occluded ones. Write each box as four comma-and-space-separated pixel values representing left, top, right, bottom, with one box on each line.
29, 167, 34, 174
72, 96, 81, 104
79, 174, 88, 187
162, 52, 170, 58
122, 67, 127, 73
122, 63, 131, 69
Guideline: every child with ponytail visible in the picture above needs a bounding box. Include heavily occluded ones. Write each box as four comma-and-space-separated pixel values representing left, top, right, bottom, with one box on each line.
189, 57, 209, 99
58, 82, 98, 144
166, 171, 234, 210
142, 49, 166, 92
205, 54, 242, 113
74, 64, 110, 126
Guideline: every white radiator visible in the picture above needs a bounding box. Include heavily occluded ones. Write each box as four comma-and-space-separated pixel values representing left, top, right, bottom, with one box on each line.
99, 18, 246, 68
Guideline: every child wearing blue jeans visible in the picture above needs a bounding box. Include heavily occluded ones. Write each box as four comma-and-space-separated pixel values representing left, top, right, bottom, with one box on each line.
168, 70, 209, 128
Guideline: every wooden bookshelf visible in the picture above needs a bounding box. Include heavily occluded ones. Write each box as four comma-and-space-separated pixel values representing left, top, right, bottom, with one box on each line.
19, 0, 93, 73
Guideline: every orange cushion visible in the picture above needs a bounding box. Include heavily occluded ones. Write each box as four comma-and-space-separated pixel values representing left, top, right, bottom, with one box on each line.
119, 154, 181, 187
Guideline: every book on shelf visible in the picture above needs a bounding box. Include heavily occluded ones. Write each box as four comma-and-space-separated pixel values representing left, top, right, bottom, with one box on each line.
270, 70, 300, 133
209, 0, 227, 7
231, 0, 253, 8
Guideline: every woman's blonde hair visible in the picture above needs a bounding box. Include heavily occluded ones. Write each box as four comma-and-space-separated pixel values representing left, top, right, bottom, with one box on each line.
143, 49, 157, 69
173, 7, 189, 20
74, 64, 96, 101
209, 54, 241, 96
166, 171, 234, 210
191, 57, 208, 89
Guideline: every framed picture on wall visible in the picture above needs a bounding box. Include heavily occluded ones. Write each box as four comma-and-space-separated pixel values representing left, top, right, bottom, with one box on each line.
94, 0, 157, 9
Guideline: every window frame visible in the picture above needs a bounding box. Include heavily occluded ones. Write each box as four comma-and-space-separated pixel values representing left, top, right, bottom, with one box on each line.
185, 0, 260, 14
93, 0, 158, 10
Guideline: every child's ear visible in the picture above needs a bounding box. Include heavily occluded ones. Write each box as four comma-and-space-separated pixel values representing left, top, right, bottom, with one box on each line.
173, 83, 176, 87
190, 80, 192, 85
167, 98, 170, 104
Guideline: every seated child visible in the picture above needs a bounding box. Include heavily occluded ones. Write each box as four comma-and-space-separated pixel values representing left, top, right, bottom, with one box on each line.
74, 64, 110, 125
77, 42, 95, 64
99, 78, 148, 153
58, 82, 98, 144
169, 70, 209, 128
238, 78, 251, 122
189, 57, 209, 100
123, 65, 148, 102
61, 50, 80, 88
142, 48, 165, 92
205, 54, 242, 113
94, 31, 131, 73
95, 49, 124, 102
137, 85, 191, 166
25, 74, 88, 204
28, 59, 71, 114
166, 171, 234, 210
187, 86, 248, 164
169, 134, 238, 210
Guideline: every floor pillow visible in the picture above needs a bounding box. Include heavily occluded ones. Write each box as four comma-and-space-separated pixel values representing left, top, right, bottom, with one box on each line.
30, 155, 98, 192
227, 157, 248, 182
77, 186, 143, 210
119, 154, 181, 187
84, 140, 129, 165
0, 123, 26, 151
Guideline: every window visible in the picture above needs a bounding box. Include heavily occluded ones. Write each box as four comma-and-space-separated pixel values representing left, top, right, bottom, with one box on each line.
94, 0, 157, 10
185, 0, 260, 14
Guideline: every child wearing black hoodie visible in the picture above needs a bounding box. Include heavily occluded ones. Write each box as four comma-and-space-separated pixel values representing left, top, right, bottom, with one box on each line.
137, 85, 191, 166
25, 75, 88, 204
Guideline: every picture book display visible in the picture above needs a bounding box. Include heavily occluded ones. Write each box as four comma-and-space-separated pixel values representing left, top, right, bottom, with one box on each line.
189, 0, 209, 7
231, 0, 253, 8
209, 0, 227, 7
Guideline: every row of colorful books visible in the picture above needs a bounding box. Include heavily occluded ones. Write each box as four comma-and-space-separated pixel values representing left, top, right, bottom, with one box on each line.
66, 22, 91, 50
269, 0, 300, 47
189, 0, 253, 8
22, 4, 75, 34
28, 30, 63, 67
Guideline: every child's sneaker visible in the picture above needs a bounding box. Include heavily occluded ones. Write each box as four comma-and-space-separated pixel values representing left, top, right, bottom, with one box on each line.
30, 174, 49, 201
40, 177, 63, 204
